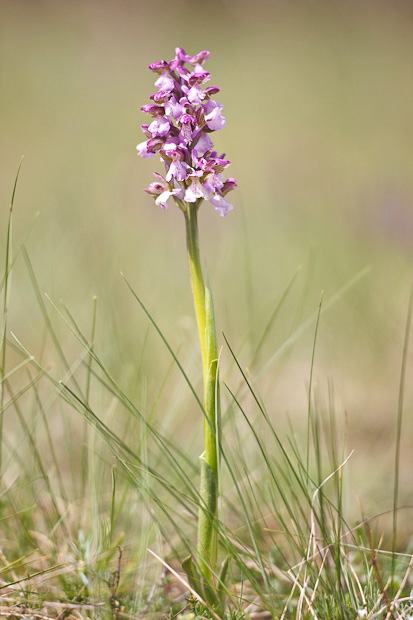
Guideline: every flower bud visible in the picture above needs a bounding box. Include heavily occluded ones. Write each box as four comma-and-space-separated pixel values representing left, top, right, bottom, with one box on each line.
148, 60, 170, 73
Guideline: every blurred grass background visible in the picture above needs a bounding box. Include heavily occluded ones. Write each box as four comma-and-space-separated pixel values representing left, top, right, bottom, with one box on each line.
0, 0, 412, 538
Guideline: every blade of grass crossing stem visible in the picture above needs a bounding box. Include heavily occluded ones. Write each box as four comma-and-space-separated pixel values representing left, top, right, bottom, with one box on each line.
392, 282, 413, 586
1, 159, 23, 471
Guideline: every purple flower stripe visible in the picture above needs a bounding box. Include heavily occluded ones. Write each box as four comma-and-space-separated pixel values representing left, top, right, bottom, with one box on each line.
137, 47, 236, 216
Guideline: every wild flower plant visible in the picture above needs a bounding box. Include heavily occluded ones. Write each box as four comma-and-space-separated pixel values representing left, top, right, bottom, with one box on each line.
137, 47, 236, 594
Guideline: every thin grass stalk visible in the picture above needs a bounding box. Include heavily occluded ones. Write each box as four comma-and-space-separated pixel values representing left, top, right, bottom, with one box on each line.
392, 282, 413, 585
0, 218, 11, 473
249, 267, 300, 369
81, 296, 97, 511
307, 293, 323, 497
1, 161, 23, 471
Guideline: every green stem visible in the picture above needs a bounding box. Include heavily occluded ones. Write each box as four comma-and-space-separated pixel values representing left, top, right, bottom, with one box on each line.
184, 201, 220, 580
185, 202, 207, 379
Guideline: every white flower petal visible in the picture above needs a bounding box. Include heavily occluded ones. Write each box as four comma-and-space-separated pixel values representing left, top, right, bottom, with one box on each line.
136, 141, 156, 159
210, 194, 233, 216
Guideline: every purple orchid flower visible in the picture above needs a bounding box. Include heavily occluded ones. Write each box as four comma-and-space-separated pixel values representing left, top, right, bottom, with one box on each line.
138, 47, 236, 216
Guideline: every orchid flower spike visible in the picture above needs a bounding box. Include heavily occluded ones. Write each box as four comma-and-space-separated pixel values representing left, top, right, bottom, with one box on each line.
137, 47, 236, 216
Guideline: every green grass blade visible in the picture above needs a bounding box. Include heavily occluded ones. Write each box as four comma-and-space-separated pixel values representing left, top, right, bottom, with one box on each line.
392, 282, 413, 585
0, 158, 23, 470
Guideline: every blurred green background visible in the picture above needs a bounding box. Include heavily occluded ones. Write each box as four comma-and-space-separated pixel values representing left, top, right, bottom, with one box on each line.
1, 0, 412, 533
